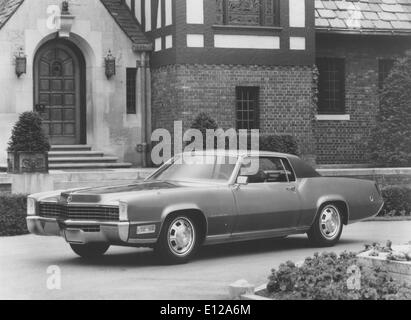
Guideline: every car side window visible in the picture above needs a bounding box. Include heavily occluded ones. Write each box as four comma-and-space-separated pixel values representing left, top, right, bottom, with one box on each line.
281, 158, 296, 182
240, 157, 290, 184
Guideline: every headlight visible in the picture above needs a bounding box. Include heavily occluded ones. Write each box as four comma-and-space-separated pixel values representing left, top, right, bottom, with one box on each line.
27, 198, 36, 216
119, 201, 128, 221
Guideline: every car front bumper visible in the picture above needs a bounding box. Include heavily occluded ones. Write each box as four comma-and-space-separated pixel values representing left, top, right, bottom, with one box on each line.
27, 216, 157, 246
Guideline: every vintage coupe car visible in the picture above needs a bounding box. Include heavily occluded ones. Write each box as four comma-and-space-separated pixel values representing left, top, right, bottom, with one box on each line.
27, 151, 384, 264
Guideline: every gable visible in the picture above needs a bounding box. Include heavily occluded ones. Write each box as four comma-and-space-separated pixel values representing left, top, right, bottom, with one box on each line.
0, 0, 151, 50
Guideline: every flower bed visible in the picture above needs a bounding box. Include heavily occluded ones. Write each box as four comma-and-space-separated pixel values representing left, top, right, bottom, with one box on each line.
258, 251, 411, 300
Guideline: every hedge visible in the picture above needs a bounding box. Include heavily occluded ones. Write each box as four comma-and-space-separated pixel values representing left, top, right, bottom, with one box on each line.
379, 186, 411, 217
0, 193, 28, 236
258, 135, 300, 156
264, 252, 411, 300
367, 54, 411, 167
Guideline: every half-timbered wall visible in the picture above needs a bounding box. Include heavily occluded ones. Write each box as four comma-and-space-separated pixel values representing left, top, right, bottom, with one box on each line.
126, 0, 315, 67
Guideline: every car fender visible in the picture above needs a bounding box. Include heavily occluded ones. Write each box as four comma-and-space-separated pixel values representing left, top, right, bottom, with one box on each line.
315, 195, 350, 224
159, 203, 208, 234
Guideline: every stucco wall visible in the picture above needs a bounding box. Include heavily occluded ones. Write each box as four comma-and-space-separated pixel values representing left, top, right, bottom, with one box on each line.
0, 0, 145, 166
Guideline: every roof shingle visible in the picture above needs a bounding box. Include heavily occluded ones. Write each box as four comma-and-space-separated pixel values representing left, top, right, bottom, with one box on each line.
99, 0, 152, 51
316, 0, 411, 34
0, 0, 23, 29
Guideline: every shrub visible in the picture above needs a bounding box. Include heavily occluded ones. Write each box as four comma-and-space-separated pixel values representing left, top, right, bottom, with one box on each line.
368, 54, 411, 167
380, 186, 411, 217
265, 252, 411, 300
258, 135, 300, 156
185, 113, 300, 155
0, 193, 28, 236
190, 112, 219, 136
8, 111, 50, 153
187, 113, 219, 149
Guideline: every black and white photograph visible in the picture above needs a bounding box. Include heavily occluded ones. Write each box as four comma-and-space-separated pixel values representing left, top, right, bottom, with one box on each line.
0, 0, 411, 307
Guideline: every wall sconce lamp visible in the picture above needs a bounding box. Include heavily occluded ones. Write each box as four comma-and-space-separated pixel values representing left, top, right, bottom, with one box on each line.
58, 0, 75, 38
15, 48, 27, 78
105, 50, 116, 79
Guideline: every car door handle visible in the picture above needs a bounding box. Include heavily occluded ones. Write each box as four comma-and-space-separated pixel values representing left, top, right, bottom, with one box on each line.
286, 186, 296, 192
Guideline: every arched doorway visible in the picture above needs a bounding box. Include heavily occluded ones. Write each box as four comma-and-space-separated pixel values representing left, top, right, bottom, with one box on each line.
34, 39, 86, 145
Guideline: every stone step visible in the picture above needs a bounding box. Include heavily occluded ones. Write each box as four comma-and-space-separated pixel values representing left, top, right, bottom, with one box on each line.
49, 157, 119, 163
49, 162, 133, 170
48, 151, 105, 158
50, 145, 92, 152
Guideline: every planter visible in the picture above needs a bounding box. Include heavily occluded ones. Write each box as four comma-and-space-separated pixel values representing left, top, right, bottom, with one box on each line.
357, 245, 411, 285
7, 151, 48, 174
241, 284, 272, 301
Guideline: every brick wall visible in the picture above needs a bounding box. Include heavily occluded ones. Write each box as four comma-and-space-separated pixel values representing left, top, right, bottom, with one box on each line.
318, 168, 411, 189
315, 34, 411, 164
151, 64, 317, 157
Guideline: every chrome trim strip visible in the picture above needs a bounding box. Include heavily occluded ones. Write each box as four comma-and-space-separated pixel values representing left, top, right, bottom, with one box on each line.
204, 226, 310, 245
63, 220, 130, 226
27, 216, 56, 223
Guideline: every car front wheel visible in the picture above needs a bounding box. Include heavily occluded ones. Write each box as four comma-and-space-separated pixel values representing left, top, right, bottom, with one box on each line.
307, 204, 343, 247
70, 243, 110, 258
155, 215, 199, 264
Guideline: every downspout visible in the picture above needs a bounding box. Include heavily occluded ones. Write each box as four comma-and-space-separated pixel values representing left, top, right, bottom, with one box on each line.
136, 51, 152, 167
137, 54, 147, 167
144, 53, 152, 167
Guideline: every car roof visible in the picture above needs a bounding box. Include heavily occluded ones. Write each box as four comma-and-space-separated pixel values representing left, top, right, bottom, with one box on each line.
177, 150, 320, 179
179, 149, 297, 159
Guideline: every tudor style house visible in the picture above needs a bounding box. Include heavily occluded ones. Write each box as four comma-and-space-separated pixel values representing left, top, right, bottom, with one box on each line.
0, 0, 410, 168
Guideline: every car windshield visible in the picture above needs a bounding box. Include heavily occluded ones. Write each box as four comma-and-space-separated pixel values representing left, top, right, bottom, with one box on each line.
149, 155, 238, 183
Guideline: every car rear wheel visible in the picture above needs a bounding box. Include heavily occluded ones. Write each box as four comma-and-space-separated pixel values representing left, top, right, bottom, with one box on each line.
307, 204, 343, 247
155, 215, 199, 264
70, 243, 110, 258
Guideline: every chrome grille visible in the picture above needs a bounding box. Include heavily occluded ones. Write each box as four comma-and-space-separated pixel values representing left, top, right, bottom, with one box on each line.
39, 203, 119, 221
39, 203, 60, 219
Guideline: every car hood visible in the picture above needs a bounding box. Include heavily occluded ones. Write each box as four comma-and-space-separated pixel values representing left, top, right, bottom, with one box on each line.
59, 181, 181, 204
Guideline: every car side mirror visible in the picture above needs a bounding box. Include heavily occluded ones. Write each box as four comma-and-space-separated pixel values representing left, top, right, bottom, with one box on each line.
236, 176, 249, 185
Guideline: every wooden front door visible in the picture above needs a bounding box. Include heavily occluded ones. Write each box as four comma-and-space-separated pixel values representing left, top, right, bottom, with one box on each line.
34, 41, 83, 145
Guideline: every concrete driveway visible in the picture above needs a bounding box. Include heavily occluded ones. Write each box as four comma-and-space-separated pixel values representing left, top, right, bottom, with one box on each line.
0, 221, 410, 300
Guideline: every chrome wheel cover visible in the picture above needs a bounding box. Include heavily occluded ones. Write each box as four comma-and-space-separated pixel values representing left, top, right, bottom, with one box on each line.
319, 205, 341, 240
168, 217, 195, 257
